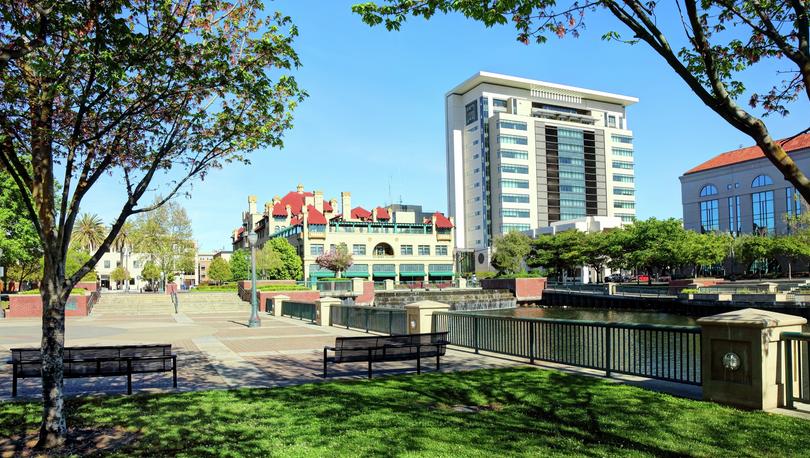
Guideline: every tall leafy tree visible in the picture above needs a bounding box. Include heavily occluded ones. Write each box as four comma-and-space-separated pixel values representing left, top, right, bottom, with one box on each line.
680, 231, 732, 278
734, 234, 775, 277
131, 199, 196, 287
260, 238, 302, 280
71, 213, 106, 253
623, 218, 686, 282
0, 169, 41, 288
528, 230, 586, 282
230, 249, 251, 281
354, 1, 810, 200
0, 0, 304, 447
581, 231, 613, 283
140, 261, 161, 289
491, 232, 532, 276
207, 257, 232, 285
772, 234, 810, 279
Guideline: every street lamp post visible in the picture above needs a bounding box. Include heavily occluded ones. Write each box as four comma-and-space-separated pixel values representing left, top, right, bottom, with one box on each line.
248, 231, 260, 328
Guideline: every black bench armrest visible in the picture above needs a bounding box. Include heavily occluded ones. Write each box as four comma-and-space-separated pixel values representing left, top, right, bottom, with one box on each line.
324, 346, 336, 351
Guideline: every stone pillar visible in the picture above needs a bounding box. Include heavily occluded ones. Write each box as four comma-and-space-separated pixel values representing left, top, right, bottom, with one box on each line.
316, 297, 342, 326
271, 295, 288, 317
606, 283, 617, 295
384, 279, 394, 291
457, 277, 467, 289
351, 278, 364, 294
404, 300, 451, 334
760, 282, 778, 293
697, 308, 806, 410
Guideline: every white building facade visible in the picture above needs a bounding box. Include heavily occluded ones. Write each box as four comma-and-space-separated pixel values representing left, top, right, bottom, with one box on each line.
445, 72, 639, 250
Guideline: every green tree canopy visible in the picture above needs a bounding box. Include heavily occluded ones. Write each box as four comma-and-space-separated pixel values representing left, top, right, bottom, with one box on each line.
208, 257, 232, 285
110, 267, 130, 284
230, 250, 251, 282
354, 0, 810, 201
71, 214, 106, 253
259, 238, 303, 280
0, 170, 41, 286
734, 234, 775, 276
528, 230, 586, 282
131, 199, 196, 280
680, 231, 732, 278
140, 262, 161, 286
491, 232, 532, 276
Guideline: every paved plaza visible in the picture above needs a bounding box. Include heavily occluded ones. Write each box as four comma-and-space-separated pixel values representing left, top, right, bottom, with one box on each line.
0, 306, 524, 400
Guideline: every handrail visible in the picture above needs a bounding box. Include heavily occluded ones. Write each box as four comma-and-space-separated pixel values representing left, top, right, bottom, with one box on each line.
436, 311, 700, 332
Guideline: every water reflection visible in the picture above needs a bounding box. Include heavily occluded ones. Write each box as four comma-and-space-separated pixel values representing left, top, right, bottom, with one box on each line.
477, 307, 697, 326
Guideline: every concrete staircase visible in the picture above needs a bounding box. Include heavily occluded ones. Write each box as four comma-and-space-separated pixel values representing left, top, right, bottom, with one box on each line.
92, 293, 174, 315
176, 292, 250, 313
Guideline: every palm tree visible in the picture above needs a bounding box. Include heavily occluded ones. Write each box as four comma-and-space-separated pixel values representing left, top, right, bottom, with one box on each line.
112, 221, 136, 253
71, 213, 107, 252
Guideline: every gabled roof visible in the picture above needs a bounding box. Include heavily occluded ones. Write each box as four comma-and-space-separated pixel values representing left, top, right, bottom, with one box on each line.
272, 202, 287, 217
306, 205, 327, 225
375, 207, 390, 220
323, 201, 333, 212
290, 216, 302, 226
684, 133, 810, 175
433, 212, 454, 229
351, 206, 372, 220
277, 191, 313, 216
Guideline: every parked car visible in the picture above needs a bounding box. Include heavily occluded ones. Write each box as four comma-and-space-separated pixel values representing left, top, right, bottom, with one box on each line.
632, 275, 650, 282
605, 274, 624, 283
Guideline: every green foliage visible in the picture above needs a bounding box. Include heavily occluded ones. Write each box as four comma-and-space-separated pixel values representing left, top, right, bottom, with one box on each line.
352, 0, 810, 201
528, 230, 586, 281
65, 249, 97, 282
317, 277, 353, 282
71, 214, 107, 253
680, 288, 700, 294
20, 288, 86, 296
257, 284, 310, 291
680, 231, 732, 278
734, 234, 774, 274
0, 170, 41, 283
1, 367, 809, 455
110, 267, 130, 283
473, 271, 497, 280
130, 199, 196, 280
140, 262, 161, 284
207, 258, 232, 285
258, 238, 303, 280
491, 232, 532, 276
230, 250, 250, 282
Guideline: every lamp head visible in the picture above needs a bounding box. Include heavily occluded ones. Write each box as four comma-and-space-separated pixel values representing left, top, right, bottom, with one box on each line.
248, 231, 258, 245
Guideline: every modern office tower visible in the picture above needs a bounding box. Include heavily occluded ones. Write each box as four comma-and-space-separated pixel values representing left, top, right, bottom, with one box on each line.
680, 133, 810, 236
445, 71, 639, 250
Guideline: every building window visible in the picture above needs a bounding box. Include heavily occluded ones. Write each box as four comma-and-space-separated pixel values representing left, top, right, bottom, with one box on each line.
613, 174, 634, 183
310, 244, 324, 255
501, 208, 531, 218
465, 101, 478, 125
613, 148, 633, 157
501, 179, 530, 189
560, 171, 586, 180
699, 200, 719, 233
614, 201, 636, 209
501, 193, 530, 203
613, 187, 635, 196
787, 187, 803, 217
501, 224, 531, 232
474, 182, 480, 188
611, 134, 633, 144
104, 260, 110, 269
499, 164, 529, 174
474, 196, 481, 202
352, 244, 366, 256
612, 160, 634, 170
435, 245, 448, 256
752, 175, 773, 188
699, 184, 718, 197
735, 196, 741, 234
418, 245, 430, 256
497, 120, 528, 131
499, 149, 529, 160
752, 191, 775, 234
493, 99, 508, 108
616, 213, 635, 223
133, 261, 140, 269
560, 185, 586, 193
559, 156, 585, 166
607, 115, 616, 128
400, 245, 413, 255
728, 197, 735, 235
497, 134, 528, 145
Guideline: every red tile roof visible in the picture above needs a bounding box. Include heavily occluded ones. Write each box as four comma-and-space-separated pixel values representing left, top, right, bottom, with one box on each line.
323, 201, 333, 212
272, 202, 287, 217
275, 191, 314, 216
306, 205, 327, 225
375, 207, 390, 220
433, 212, 454, 229
684, 133, 810, 175
290, 216, 302, 226
351, 206, 372, 220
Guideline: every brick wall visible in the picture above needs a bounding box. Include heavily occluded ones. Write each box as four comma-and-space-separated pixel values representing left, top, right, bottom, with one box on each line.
6, 294, 90, 318
257, 290, 321, 311
480, 278, 546, 301
355, 281, 375, 305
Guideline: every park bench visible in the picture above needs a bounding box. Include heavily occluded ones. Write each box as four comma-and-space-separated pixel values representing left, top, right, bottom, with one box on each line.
8, 344, 177, 397
323, 332, 449, 379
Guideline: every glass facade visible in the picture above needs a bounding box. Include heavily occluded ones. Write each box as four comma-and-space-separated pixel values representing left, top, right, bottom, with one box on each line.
700, 184, 718, 197
557, 128, 587, 221
499, 149, 529, 160
501, 208, 530, 218
752, 191, 774, 234
497, 120, 527, 131
752, 175, 773, 188
501, 179, 529, 189
614, 187, 635, 196
613, 174, 634, 183
498, 134, 528, 145
501, 193, 530, 203
786, 187, 802, 217
616, 213, 635, 223
499, 164, 529, 174
501, 223, 531, 232
612, 160, 634, 170
613, 148, 633, 157
614, 201, 635, 209
611, 134, 633, 144
699, 200, 719, 233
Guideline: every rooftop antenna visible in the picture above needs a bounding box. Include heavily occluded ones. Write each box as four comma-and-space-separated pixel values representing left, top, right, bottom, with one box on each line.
387, 175, 392, 207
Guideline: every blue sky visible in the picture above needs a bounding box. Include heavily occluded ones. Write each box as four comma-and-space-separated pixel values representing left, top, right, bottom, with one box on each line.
82, 1, 810, 252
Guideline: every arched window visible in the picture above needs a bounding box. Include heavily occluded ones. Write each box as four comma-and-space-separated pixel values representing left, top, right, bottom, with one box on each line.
699, 184, 718, 197
752, 175, 773, 188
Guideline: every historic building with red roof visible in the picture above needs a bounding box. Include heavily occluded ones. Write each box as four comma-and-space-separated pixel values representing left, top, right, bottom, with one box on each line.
232, 185, 456, 282
679, 133, 810, 236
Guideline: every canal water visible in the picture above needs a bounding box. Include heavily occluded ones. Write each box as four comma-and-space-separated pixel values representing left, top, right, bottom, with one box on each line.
477, 307, 697, 326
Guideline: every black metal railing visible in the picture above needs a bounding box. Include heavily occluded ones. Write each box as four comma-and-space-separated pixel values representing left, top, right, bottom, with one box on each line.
783, 332, 810, 408
433, 312, 702, 385
330, 305, 407, 335
281, 300, 316, 322
87, 290, 101, 314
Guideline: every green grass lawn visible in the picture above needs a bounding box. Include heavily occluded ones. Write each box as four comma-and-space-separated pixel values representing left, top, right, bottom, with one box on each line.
2, 367, 808, 457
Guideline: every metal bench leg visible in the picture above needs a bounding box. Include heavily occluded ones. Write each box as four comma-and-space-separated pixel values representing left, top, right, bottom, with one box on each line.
127, 359, 132, 395
323, 348, 328, 378
367, 349, 373, 379
172, 355, 178, 388
436, 352, 441, 371
417, 345, 421, 375
12, 363, 17, 397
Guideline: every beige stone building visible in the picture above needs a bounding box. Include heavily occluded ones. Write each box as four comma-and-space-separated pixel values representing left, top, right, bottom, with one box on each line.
232, 185, 456, 283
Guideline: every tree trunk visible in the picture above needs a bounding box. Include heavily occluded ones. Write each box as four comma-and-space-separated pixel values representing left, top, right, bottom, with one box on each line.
36, 267, 67, 449
789, 261, 793, 280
